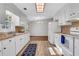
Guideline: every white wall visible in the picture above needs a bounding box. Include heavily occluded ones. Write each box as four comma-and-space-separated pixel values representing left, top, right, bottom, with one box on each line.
29, 20, 48, 36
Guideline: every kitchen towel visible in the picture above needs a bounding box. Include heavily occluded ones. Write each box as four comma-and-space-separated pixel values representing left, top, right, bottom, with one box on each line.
61, 35, 65, 44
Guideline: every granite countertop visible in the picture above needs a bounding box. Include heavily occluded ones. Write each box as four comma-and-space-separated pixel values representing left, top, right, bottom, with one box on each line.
0, 32, 28, 41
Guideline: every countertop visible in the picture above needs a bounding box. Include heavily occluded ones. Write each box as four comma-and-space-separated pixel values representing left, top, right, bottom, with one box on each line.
55, 32, 79, 39
0, 32, 29, 41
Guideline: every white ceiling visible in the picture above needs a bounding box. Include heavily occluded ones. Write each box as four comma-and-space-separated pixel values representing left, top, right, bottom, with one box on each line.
14, 3, 66, 21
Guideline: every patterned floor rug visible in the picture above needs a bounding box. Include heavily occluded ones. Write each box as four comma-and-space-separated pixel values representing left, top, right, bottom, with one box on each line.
21, 44, 37, 56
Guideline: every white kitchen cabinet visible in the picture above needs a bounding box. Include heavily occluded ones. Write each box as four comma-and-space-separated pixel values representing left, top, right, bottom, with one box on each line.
55, 34, 61, 46
0, 42, 2, 56
62, 46, 73, 56
65, 4, 79, 21
2, 38, 16, 56
58, 7, 66, 25
74, 37, 79, 56
20, 35, 26, 49
15, 34, 30, 55
15, 36, 21, 55
26, 33, 30, 43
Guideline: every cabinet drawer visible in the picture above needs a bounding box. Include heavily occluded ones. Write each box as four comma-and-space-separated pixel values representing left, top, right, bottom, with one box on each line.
62, 47, 73, 56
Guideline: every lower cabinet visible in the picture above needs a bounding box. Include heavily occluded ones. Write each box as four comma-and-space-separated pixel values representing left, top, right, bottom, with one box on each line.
0, 42, 2, 56
0, 33, 30, 56
55, 34, 61, 47
20, 36, 26, 50
15, 36, 22, 55
74, 37, 79, 56
15, 33, 30, 55
2, 38, 16, 56
62, 47, 73, 56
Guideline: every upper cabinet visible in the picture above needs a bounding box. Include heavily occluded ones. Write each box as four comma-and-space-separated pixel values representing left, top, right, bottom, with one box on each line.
0, 10, 20, 32
54, 4, 79, 26
64, 4, 79, 21
54, 5, 71, 26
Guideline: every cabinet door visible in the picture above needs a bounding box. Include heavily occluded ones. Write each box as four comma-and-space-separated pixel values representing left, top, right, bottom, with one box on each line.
65, 4, 79, 21
0, 42, 2, 56
55, 34, 61, 46
69, 4, 79, 19
15, 36, 21, 55
27, 33, 30, 42
24, 34, 28, 45
9, 38, 16, 56
74, 38, 79, 56
62, 47, 73, 56
20, 36, 26, 49
59, 8, 66, 25
2, 38, 16, 56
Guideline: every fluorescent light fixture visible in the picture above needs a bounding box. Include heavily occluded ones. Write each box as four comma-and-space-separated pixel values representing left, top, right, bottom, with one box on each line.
36, 3, 45, 12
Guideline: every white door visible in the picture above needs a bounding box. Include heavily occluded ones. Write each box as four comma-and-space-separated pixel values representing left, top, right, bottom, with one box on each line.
2, 38, 16, 56
0, 42, 2, 56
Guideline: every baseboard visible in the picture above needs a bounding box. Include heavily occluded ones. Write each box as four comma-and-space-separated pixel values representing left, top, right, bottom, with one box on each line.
30, 36, 48, 41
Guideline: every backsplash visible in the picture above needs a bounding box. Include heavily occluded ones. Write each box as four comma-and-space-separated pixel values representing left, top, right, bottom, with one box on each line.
61, 25, 71, 34
72, 21, 79, 27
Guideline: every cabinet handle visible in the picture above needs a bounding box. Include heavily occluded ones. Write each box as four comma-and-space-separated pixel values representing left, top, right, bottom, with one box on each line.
4, 48, 6, 50
9, 40, 12, 42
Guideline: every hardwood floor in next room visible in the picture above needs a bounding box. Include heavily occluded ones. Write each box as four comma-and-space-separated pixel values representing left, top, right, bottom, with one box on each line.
18, 36, 62, 56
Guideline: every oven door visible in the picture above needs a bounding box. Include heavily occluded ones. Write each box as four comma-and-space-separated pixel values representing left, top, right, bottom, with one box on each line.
61, 35, 74, 56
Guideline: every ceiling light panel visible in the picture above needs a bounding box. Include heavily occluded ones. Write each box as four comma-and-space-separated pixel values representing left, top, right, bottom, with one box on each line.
36, 3, 45, 12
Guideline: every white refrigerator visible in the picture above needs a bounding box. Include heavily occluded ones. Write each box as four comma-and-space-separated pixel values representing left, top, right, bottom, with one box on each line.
48, 21, 60, 44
